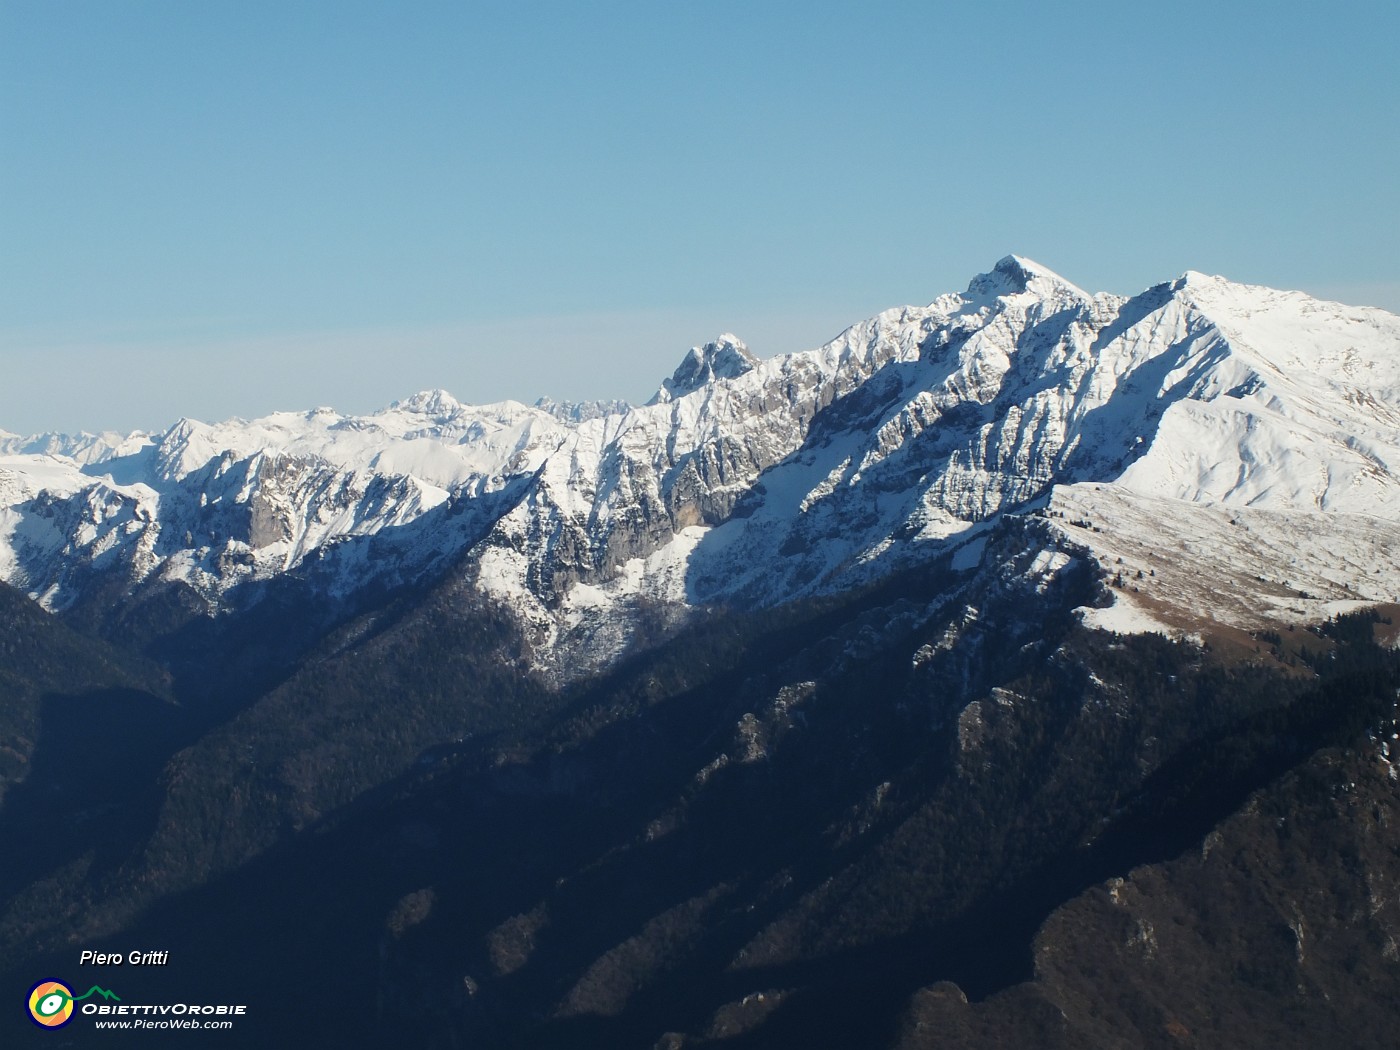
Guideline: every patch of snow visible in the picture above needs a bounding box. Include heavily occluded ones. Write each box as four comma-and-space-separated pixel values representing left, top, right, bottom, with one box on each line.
1079, 595, 1174, 636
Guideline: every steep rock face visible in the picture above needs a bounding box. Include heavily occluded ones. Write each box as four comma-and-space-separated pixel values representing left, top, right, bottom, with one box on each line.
1, 257, 1397, 666
651, 334, 761, 403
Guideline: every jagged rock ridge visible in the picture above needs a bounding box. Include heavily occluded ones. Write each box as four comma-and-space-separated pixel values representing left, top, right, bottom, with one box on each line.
2, 256, 1397, 667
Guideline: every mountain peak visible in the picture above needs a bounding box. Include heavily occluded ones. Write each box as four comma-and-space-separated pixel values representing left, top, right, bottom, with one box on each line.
651, 334, 760, 404
964, 255, 1091, 304
392, 389, 464, 417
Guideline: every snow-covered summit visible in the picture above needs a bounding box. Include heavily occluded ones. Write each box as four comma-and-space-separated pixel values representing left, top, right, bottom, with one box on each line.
651, 334, 761, 404
962, 254, 1093, 305
392, 388, 466, 418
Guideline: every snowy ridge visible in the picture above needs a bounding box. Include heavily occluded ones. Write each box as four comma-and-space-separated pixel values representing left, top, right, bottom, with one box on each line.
0, 429, 154, 466
0, 396, 573, 609
2, 257, 1397, 665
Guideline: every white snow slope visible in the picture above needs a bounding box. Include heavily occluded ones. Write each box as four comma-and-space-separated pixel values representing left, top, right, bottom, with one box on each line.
3, 257, 1397, 661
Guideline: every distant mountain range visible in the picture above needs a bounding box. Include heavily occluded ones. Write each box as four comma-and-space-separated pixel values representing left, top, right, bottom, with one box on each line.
3, 256, 1398, 669
2, 259, 1398, 1049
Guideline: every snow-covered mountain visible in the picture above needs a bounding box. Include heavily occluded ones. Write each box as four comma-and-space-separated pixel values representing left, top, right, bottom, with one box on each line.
3, 256, 1398, 665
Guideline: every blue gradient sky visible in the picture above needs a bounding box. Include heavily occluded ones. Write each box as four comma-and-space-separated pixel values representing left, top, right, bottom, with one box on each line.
2, 0, 1397, 434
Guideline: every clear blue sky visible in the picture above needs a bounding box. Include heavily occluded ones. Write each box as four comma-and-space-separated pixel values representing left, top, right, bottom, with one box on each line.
2, 0, 1397, 434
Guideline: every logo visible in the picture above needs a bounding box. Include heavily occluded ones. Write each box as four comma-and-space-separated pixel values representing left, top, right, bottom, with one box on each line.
27, 980, 120, 1029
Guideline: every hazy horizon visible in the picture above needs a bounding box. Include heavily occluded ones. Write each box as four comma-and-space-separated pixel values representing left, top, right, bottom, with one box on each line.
3, 1, 1396, 435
